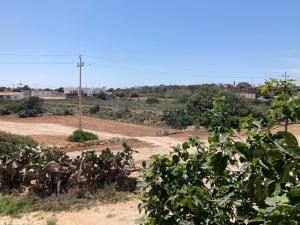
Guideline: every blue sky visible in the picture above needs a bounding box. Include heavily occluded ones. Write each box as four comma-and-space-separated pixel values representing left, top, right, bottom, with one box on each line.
1, 0, 300, 88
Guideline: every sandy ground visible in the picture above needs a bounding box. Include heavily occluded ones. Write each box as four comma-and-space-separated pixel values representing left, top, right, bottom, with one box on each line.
0, 200, 140, 225
0, 116, 185, 225
0, 115, 299, 225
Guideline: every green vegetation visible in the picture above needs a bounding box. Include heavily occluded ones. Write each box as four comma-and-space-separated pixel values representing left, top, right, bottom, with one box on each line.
0, 96, 44, 118
47, 218, 57, 225
0, 131, 37, 160
68, 129, 99, 143
0, 184, 131, 217
145, 96, 159, 104
96, 91, 108, 100
0, 142, 136, 195
139, 79, 300, 225
40, 83, 270, 127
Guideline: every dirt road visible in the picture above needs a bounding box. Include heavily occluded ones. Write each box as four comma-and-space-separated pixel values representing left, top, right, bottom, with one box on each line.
0, 200, 140, 225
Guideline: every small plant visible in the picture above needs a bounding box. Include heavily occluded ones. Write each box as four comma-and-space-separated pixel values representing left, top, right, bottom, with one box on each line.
68, 130, 99, 143
47, 218, 57, 225
146, 96, 159, 104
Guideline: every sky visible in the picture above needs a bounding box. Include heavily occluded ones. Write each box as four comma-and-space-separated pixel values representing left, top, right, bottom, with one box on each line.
0, 0, 300, 88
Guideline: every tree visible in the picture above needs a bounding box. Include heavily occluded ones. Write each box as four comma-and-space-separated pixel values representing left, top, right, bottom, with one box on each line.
186, 86, 254, 129
161, 109, 192, 130
237, 82, 252, 90
56, 87, 64, 93
139, 78, 300, 225
96, 91, 107, 100
260, 78, 300, 131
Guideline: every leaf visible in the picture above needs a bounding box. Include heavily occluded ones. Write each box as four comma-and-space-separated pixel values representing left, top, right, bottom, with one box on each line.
209, 152, 228, 176
265, 195, 289, 207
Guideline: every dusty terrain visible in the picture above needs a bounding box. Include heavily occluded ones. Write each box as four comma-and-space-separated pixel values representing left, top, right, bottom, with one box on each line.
0, 115, 188, 225
0, 115, 299, 225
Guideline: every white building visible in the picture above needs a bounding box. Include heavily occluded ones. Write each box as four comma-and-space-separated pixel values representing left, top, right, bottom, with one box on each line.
64, 87, 106, 96
0, 92, 25, 100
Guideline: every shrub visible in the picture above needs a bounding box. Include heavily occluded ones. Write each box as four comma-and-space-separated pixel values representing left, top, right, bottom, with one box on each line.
18, 109, 42, 118
89, 105, 100, 114
0, 143, 137, 196
0, 131, 37, 160
68, 130, 99, 143
161, 109, 192, 130
139, 92, 300, 225
130, 92, 139, 98
146, 96, 159, 104
96, 92, 107, 100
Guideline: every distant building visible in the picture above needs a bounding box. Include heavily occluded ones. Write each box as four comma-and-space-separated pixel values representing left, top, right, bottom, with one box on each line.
64, 87, 106, 96
31, 90, 66, 100
0, 92, 25, 100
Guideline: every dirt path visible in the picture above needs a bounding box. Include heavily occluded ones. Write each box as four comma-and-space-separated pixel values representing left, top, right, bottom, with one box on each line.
0, 115, 159, 137
0, 117, 182, 225
0, 200, 140, 225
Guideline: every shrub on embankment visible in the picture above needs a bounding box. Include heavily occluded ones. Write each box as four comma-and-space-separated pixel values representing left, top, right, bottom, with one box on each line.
68, 130, 99, 143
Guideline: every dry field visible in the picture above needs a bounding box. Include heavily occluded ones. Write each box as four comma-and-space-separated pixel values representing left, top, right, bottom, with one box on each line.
0, 115, 189, 225
0, 115, 299, 225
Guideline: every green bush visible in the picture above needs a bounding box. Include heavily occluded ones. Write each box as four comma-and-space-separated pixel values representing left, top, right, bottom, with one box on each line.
139, 88, 300, 225
0, 131, 37, 160
146, 96, 159, 104
130, 92, 139, 98
68, 130, 99, 143
0, 96, 45, 117
96, 92, 107, 100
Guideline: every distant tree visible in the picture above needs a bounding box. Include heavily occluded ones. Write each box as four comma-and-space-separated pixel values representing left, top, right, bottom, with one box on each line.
56, 87, 64, 93
116, 91, 126, 98
22, 85, 31, 90
161, 109, 192, 130
24, 96, 44, 112
130, 92, 139, 98
96, 92, 107, 100
237, 82, 252, 90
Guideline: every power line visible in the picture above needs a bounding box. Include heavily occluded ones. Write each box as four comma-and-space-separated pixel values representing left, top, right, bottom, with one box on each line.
0, 61, 76, 65
0, 53, 76, 57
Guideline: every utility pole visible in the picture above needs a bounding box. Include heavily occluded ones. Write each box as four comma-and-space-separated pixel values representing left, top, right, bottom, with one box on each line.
77, 55, 84, 130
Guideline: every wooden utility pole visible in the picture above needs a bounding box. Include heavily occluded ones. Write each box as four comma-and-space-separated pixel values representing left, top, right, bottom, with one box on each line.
77, 55, 84, 130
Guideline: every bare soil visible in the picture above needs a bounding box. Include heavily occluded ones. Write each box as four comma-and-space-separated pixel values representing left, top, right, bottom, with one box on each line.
0, 115, 159, 137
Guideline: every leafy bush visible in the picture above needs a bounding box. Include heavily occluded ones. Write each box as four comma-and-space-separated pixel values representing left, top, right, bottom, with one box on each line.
139, 116, 300, 225
0, 96, 45, 117
139, 80, 300, 225
0, 131, 37, 160
89, 105, 100, 114
68, 130, 99, 143
130, 92, 139, 98
146, 97, 159, 104
0, 143, 137, 196
161, 108, 192, 130
96, 92, 107, 100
